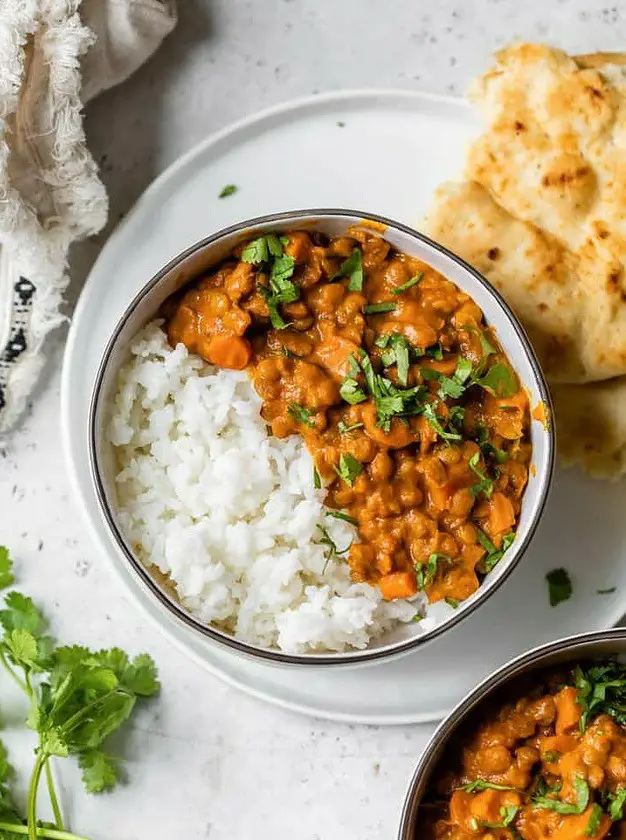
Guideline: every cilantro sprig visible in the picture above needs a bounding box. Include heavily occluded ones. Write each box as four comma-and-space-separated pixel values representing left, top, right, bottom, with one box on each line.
242, 235, 298, 329
533, 776, 590, 815
0, 548, 159, 840
477, 530, 515, 573
331, 248, 364, 292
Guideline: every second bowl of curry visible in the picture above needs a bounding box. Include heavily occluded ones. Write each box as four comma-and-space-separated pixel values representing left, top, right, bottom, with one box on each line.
88, 210, 554, 666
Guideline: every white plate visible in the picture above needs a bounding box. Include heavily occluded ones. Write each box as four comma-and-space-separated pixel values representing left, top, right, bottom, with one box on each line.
62, 89, 626, 725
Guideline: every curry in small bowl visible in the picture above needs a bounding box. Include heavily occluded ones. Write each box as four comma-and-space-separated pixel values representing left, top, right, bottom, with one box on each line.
416, 655, 626, 840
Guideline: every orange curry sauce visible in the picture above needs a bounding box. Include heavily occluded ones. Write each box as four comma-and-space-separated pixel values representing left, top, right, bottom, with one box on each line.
165, 229, 531, 604
418, 662, 626, 840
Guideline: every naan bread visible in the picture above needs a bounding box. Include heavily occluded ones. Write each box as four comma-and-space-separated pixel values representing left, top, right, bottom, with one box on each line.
426, 44, 626, 384
552, 378, 626, 478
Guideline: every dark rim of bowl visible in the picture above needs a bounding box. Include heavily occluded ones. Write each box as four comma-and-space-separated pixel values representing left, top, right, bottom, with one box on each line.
88, 208, 556, 666
397, 626, 626, 840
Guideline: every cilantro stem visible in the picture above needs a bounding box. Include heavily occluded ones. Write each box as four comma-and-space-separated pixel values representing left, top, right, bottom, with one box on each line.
45, 759, 64, 830
0, 821, 92, 840
27, 752, 47, 840
0, 650, 28, 694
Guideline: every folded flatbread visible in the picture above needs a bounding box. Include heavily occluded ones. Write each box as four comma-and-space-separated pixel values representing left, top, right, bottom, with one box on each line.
425, 43, 626, 385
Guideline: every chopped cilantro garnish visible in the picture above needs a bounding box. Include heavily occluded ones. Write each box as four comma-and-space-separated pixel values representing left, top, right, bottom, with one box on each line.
472, 805, 519, 831
337, 421, 364, 434
422, 402, 462, 441
316, 525, 351, 574
468, 452, 494, 499
334, 453, 362, 486
337, 121, 346, 127
585, 803, 604, 836
339, 377, 367, 405
458, 779, 520, 794
313, 467, 321, 489
533, 776, 589, 815
426, 343, 444, 360
476, 426, 508, 463
423, 356, 473, 400
326, 511, 358, 526
243, 236, 299, 329
472, 362, 517, 398
606, 787, 626, 821
445, 597, 459, 609
218, 184, 237, 198
574, 661, 626, 730
357, 349, 425, 432
597, 587, 616, 595
380, 334, 412, 385
287, 403, 315, 428
364, 302, 396, 315
477, 530, 515, 572
546, 567, 572, 607
391, 272, 423, 295
332, 248, 364, 292
415, 553, 452, 590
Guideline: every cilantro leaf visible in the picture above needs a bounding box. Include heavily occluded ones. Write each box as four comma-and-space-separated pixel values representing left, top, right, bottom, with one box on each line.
422, 356, 473, 400
391, 272, 423, 295
574, 660, 626, 730
380, 335, 411, 386
339, 377, 367, 405
472, 362, 517, 398
79, 749, 119, 794
316, 525, 351, 574
422, 402, 462, 441
325, 511, 358, 526
415, 553, 452, 590
468, 452, 494, 499
426, 343, 444, 360
364, 302, 396, 315
0, 593, 43, 635
218, 184, 237, 199
0, 549, 14, 590
241, 236, 270, 264
606, 787, 626, 821
585, 803, 604, 836
458, 779, 521, 794
337, 421, 364, 434
546, 567, 572, 607
334, 453, 362, 487
313, 467, 321, 489
332, 248, 364, 292
477, 530, 515, 573
122, 654, 160, 697
270, 254, 296, 287
287, 403, 315, 428
473, 804, 519, 830
533, 776, 589, 814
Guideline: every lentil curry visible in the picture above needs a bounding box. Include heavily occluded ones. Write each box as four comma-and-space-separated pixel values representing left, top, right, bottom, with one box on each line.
418, 660, 626, 840
166, 228, 531, 605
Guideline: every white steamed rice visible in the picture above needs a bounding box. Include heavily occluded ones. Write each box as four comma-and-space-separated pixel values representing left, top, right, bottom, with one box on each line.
108, 321, 428, 653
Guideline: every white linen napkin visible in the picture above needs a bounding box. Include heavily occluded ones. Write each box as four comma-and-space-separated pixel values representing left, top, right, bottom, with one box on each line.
0, 0, 177, 433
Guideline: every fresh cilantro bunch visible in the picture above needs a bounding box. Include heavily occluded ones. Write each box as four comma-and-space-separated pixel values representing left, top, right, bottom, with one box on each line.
0, 548, 159, 840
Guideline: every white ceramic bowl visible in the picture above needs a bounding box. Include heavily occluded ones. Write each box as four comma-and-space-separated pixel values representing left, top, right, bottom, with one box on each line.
398, 627, 626, 839
89, 209, 555, 666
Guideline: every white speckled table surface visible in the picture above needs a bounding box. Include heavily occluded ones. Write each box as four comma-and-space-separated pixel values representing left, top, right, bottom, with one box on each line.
2, 1, 625, 837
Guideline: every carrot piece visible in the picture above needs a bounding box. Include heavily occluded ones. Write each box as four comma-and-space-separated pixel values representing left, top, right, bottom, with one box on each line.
378, 571, 418, 601
488, 492, 515, 535
207, 335, 252, 370
555, 686, 582, 734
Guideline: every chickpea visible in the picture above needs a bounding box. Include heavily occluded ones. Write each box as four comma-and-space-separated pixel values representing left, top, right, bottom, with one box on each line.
456, 522, 478, 545
587, 765, 606, 789
528, 696, 556, 725
449, 488, 475, 519
607, 755, 626, 783
475, 745, 512, 775
438, 445, 462, 465
370, 452, 394, 482
515, 746, 540, 772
